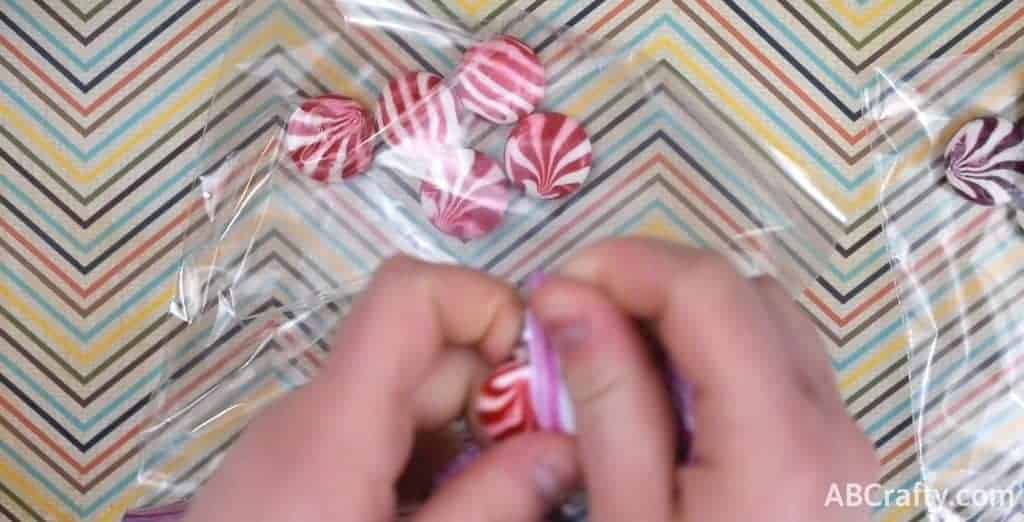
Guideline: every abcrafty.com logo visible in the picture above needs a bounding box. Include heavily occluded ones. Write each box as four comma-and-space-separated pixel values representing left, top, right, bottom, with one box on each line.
825, 482, 1019, 510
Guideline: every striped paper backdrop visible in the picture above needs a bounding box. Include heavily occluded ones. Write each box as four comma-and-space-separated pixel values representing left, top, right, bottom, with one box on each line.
2, 1, 1024, 520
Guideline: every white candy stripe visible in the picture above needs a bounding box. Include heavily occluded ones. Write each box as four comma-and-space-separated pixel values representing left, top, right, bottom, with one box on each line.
544, 116, 575, 180
507, 138, 541, 178
437, 83, 462, 144
484, 409, 525, 437
477, 388, 519, 411
551, 140, 591, 178
466, 65, 535, 112
459, 69, 519, 121
491, 364, 530, 387
468, 53, 544, 96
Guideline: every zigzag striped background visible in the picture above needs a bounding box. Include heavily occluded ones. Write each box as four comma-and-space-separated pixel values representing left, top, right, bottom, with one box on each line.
2, 1, 1024, 520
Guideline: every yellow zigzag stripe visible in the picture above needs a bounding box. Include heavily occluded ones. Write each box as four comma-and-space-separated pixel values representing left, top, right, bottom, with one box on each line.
880, 411, 1024, 521
1, 17, 361, 185
838, 227, 1022, 392
823, 0, 905, 31
0, 455, 72, 521
0, 282, 175, 366
647, 36, 878, 217
95, 383, 288, 521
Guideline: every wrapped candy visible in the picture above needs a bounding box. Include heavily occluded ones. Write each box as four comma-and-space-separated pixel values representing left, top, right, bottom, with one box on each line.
505, 112, 593, 199
944, 116, 1024, 206
471, 275, 692, 450
453, 36, 545, 124
375, 71, 464, 151
418, 148, 512, 241
285, 95, 375, 181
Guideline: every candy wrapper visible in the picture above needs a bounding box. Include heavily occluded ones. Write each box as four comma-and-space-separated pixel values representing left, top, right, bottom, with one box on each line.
129, 0, 832, 519
867, 48, 1024, 520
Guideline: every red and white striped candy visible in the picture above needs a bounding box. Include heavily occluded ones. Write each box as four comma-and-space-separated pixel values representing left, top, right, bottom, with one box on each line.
475, 360, 539, 442
375, 71, 464, 151
285, 95, 375, 182
419, 148, 512, 241
504, 112, 592, 199
454, 36, 544, 124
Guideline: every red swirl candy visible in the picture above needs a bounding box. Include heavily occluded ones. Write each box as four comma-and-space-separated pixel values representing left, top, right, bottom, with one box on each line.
453, 36, 544, 124
504, 112, 593, 199
419, 148, 512, 241
285, 95, 375, 181
375, 71, 464, 151
475, 360, 539, 442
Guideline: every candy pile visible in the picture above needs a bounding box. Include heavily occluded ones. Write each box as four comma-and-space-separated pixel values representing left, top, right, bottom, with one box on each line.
944, 116, 1024, 228
283, 35, 593, 241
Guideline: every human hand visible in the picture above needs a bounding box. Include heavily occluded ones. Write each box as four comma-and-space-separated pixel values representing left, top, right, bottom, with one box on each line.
184, 256, 580, 522
528, 238, 880, 522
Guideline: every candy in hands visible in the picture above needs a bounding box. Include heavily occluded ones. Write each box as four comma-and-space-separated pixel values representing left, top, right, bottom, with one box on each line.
505, 112, 593, 199
375, 71, 465, 151
453, 35, 545, 124
471, 303, 693, 456
285, 95, 375, 181
476, 359, 541, 440
473, 313, 575, 442
944, 116, 1024, 206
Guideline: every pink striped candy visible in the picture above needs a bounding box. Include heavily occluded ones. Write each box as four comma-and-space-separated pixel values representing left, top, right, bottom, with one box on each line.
375, 71, 464, 151
504, 112, 592, 199
419, 149, 511, 241
454, 36, 544, 124
285, 95, 375, 182
475, 360, 540, 442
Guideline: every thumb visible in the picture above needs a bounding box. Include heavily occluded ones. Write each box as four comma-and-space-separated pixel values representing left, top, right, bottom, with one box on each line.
413, 433, 578, 522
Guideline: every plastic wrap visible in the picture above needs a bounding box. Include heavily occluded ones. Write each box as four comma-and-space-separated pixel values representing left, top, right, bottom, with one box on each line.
129, 0, 833, 518
868, 48, 1024, 521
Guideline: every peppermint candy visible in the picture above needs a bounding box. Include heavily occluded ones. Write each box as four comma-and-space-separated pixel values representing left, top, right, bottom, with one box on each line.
285, 95, 375, 182
453, 36, 544, 124
944, 116, 1024, 206
419, 149, 512, 241
475, 360, 540, 441
505, 112, 593, 199
375, 71, 464, 151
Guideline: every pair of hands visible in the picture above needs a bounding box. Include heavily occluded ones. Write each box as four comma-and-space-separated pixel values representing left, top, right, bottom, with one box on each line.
185, 238, 879, 521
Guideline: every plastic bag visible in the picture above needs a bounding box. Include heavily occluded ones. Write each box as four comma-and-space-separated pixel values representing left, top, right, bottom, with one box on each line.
868, 48, 1024, 520
129, 0, 832, 517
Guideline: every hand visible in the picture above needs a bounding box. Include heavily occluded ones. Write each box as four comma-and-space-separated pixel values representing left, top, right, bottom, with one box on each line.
184, 256, 580, 522
528, 238, 880, 521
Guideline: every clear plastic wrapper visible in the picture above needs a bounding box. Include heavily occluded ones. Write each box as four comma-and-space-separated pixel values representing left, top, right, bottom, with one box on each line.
130, 0, 833, 518
868, 48, 1024, 520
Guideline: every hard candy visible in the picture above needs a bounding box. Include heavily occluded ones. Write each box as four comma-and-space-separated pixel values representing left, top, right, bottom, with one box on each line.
453, 36, 544, 124
504, 112, 592, 199
476, 359, 541, 441
419, 148, 512, 241
375, 71, 464, 151
285, 95, 375, 181
944, 116, 1024, 206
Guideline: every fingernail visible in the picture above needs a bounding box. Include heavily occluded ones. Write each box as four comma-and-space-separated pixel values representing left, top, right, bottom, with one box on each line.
532, 452, 575, 503
546, 321, 589, 354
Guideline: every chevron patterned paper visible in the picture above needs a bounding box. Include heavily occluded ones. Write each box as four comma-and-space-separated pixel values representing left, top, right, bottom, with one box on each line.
2, 1, 1024, 521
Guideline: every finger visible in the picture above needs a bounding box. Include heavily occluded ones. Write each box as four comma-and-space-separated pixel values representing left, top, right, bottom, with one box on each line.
530, 276, 677, 522
558, 238, 821, 465
751, 276, 838, 403
414, 434, 578, 522
313, 256, 523, 507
